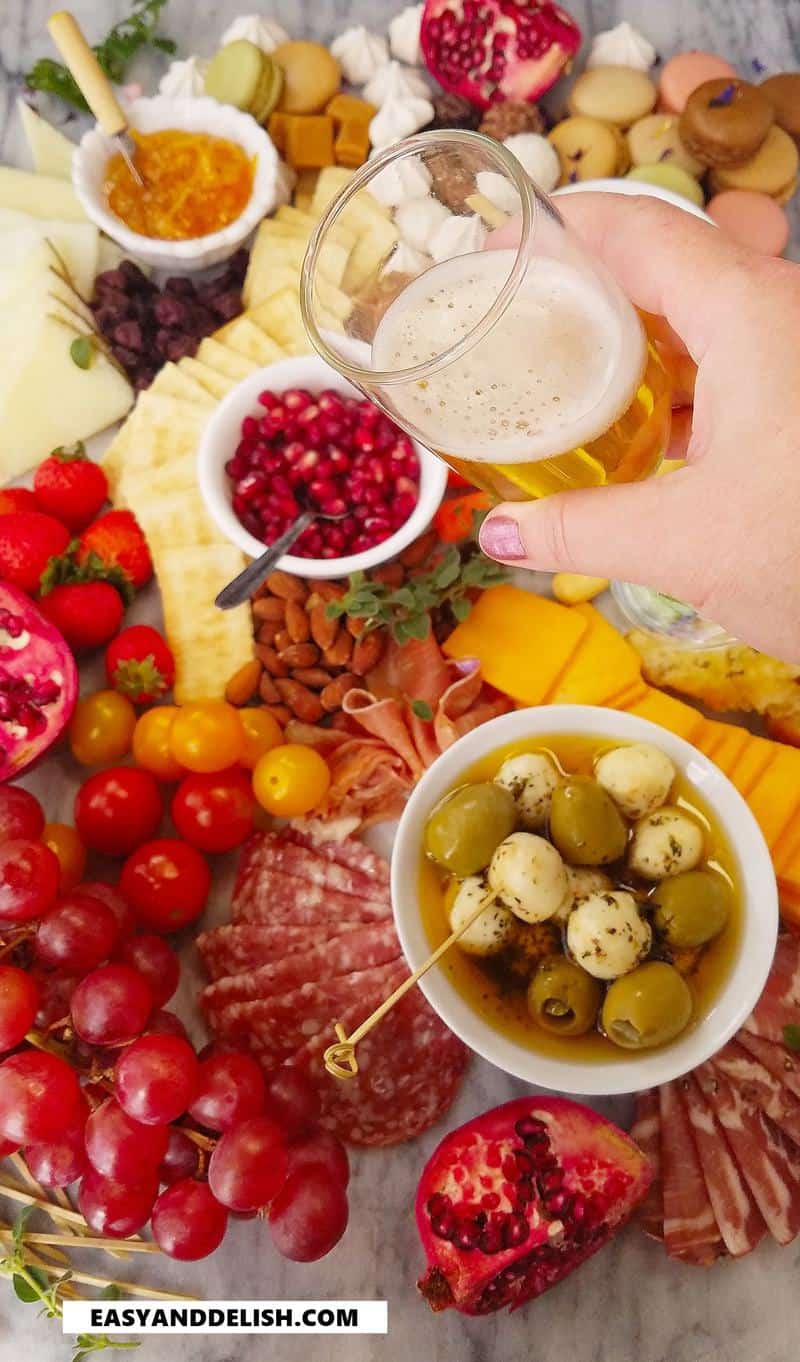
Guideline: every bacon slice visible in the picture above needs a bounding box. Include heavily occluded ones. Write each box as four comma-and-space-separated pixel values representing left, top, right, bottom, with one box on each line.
711, 1040, 800, 1147
679, 1075, 766, 1257
737, 1031, 800, 1101
629, 1090, 664, 1241
743, 934, 800, 1044
659, 1081, 723, 1264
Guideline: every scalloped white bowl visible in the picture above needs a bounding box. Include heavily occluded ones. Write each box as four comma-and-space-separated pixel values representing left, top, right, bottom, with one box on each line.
72, 95, 284, 272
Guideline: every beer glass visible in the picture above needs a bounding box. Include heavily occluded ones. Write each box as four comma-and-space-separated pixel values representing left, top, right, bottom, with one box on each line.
301, 130, 673, 502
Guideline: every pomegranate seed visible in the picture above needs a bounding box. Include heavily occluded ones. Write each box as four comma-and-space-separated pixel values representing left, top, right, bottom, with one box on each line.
283, 388, 313, 412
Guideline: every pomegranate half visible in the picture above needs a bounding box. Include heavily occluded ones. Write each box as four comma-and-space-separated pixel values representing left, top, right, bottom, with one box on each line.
420, 0, 581, 109
416, 1096, 651, 1314
0, 582, 78, 782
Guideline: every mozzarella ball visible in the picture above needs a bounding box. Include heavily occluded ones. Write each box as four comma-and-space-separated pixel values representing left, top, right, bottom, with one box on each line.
595, 742, 676, 820
488, 831, 570, 924
628, 806, 704, 880
566, 891, 652, 980
449, 876, 515, 956
495, 752, 560, 830
555, 865, 614, 922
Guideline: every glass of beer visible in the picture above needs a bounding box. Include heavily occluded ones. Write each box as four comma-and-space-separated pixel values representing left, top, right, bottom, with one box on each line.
300, 130, 673, 501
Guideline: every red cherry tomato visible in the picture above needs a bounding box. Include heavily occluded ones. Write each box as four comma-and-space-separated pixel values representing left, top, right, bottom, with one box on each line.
41, 822, 87, 892
170, 768, 255, 854
434, 491, 492, 544
74, 767, 163, 858
120, 838, 211, 934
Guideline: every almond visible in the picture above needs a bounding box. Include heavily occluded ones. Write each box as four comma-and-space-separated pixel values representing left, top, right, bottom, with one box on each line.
273, 629, 292, 654
254, 644, 289, 677
371, 561, 405, 587
279, 642, 320, 669
258, 671, 280, 704
225, 659, 263, 706
292, 667, 333, 690
252, 596, 286, 621
275, 678, 324, 723
285, 599, 311, 643
400, 527, 437, 568
256, 619, 282, 645
320, 672, 358, 711
262, 702, 292, 726
266, 570, 308, 603
352, 630, 386, 675
308, 580, 346, 602
345, 615, 366, 638
323, 629, 354, 669
309, 602, 339, 651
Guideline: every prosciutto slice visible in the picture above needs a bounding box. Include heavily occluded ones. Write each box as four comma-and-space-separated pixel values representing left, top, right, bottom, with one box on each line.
629, 1090, 664, 1241
743, 934, 800, 1044
737, 1031, 800, 1101
658, 1081, 722, 1264
679, 1075, 766, 1258
710, 1040, 800, 1147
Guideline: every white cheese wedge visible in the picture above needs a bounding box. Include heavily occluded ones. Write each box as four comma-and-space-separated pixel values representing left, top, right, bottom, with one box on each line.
0, 213, 98, 298
0, 166, 87, 221
17, 101, 76, 178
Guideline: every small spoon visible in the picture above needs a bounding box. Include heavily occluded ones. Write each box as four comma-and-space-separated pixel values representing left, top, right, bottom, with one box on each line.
215, 508, 348, 610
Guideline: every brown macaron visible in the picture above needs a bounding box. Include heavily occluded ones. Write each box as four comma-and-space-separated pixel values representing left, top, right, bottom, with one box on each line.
679, 78, 774, 167
760, 73, 800, 144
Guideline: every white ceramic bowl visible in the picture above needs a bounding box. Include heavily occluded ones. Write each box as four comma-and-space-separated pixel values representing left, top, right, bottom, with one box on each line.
73, 95, 286, 272
553, 176, 715, 224
392, 704, 778, 1096
197, 353, 448, 579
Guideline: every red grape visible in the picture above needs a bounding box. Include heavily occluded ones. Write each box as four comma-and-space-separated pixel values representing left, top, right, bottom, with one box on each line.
120, 838, 211, 933
188, 1052, 265, 1133
0, 839, 60, 924
286, 1128, 350, 1188
74, 767, 163, 858
78, 1164, 158, 1237
70, 963, 152, 1047
147, 1009, 189, 1042
114, 1035, 198, 1125
159, 1127, 200, 1185
114, 933, 179, 1009
151, 1178, 228, 1260
0, 1050, 81, 1144
0, 787, 44, 842
0, 1135, 18, 1157
85, 1096, 168, 1181
264, 1066, 321, 1138
34, 893, 118, 974
0, 965, 39, 1052
208, 1117, 288, 1212
76, 882, 136, 942
25, 1094, 89, 1186
33, 972, 78, 1030
268, 1165, 349, 1262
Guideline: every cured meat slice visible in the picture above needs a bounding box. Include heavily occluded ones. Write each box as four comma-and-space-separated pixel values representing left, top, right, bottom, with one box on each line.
233, 868, 391, 926
196, 922, 361, 981
658, 1081, 722, 1264
710, 1040, 800, 1147
738, 1031, 800, 1101
200, 922, 401, 1014
629, 1090, 664, 1241
694, 1062, 800, 1245
286, 822, 391, 886
241, 831, 390, 903
679, 1075, 766, 1258
743, 934, 800, 1044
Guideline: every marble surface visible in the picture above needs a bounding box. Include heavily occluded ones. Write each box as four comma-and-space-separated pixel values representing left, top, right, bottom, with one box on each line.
1, 3, 800, 1361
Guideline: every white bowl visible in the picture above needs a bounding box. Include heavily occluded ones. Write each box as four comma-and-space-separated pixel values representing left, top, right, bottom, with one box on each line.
553, 176, 715, 224
73, 95, 285, 272
391, 704, 778, 1096
197, 353, 448, 579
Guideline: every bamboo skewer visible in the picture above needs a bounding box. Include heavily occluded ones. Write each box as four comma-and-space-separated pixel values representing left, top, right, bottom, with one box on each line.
18, 1232, 160, 1254
0, 1178, 89, 1226
0, 1231, 195, 1302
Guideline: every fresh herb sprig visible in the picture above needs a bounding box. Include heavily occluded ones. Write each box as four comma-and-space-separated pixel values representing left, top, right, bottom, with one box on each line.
26, 0, 176, 111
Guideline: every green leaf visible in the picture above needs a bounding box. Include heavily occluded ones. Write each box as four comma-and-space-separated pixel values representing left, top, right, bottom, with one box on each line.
433, 548, 462, 589
404, 613, 431, 641
389, 587, 417, 611
51, 442, 87, 464
13, 1268, 48, 1303
451, 596, 472, 622
783, 1024, 800, 1051
69, 337, 93, 371
411, 699, 433, 721
12, 1206, 34, 1251
100, 1284, 122, 1300
324, 600, 345, 619
392, 618, 411, 644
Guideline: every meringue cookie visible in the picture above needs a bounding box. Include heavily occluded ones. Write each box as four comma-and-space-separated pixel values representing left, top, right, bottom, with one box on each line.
395, 196, 451, 252
586, 21, 657, 73
476, 170, 522, 216
158, 56, 209, 98
428, 212, 486, 262
385, 240, 431, 275
331, 26, 389, 85
370, 154, 433, 207
274, 158, 296, 208
503, 132, 560, 192
389, 4, 424, 65
369, 92, 435, 149
220, 15, 289, 53
364, 60, 430, 107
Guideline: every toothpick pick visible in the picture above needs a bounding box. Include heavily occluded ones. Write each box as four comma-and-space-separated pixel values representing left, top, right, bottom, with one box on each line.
17, 1232, 160, 1254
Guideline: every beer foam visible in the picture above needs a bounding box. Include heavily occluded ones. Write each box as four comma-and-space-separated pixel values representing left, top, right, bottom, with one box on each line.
370, 248, 647, 463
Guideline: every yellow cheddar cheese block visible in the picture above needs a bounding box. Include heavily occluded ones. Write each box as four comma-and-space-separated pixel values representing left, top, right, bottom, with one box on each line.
727, 734, 777, 799
547, 603, 642, 707
619, 687, 706, 743
773, 815, 800, 878
745, 748, 800, 850
692, 720, 753, 772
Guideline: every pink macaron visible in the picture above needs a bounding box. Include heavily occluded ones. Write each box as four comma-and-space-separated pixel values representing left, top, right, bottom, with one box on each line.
706, 190, 790, 255
658, 51, 738, 113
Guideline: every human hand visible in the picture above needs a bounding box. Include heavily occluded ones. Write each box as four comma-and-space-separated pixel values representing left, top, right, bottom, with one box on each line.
477, 194, 800, 662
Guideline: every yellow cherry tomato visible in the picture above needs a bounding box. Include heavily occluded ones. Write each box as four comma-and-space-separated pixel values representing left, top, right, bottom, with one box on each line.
69, 690, 137, 767
169, 699, 245, 774
41, 822, 87, 892
239, 708, 284, 771
132, 705, 184, 781
252, 743, 331, 817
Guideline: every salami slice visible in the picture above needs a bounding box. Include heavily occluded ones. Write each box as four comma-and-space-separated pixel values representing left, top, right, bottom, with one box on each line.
743, 934, 800, 1044
629, 1090, 664, 1241
658, 1081, 722, 1264
237, 831, 389, 904
679, 1075, 766, 1258
287, 822, 391, 886
738, 1031, 800, 1101
233, 868, 391, 926
710, 1040, 800, 1147
196, 922, 361, 981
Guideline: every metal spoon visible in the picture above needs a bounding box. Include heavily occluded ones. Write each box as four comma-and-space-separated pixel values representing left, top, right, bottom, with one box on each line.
215, 508, 349, 610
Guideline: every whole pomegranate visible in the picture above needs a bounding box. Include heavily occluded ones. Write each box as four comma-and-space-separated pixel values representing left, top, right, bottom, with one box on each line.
420, 0, 581, 108
0, 582, 78, 782
415, 1096, 651, 1314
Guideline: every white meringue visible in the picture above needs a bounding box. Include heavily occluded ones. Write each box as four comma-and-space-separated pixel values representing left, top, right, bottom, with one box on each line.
475, 170, 522, 217
158, 56, 209, 98
429, 212, 486, 262
220, 15, 290, 53
586, 21, 657, 72
370, 154, 433, 207
385, 240, 431, 276
395, 196, 451, 253
503, 132, 560, 193
274, 157, 296, 208
389, 4, 424, 65
331, 26, 389, 85
369, 92, 434, 149
364, 60, 430, 108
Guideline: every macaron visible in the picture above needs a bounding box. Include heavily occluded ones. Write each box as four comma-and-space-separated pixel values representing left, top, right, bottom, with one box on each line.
760, 73, 800, 144
567, 65, 657, 128
548, 116, 630, 184
679, 79, 774, 167
657, 51, 737, 113
627, 113, 705, 177
626, 162, 706, 207
708, 125, 800, 202
706, 190, 790, 255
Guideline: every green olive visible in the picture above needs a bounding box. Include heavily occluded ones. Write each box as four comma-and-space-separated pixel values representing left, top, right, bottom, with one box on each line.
652, 870, 731, 948
527, 958, 603, 1037
602, 961, 692, 1050
548, 776, 629, 867
424, 782, 517, 877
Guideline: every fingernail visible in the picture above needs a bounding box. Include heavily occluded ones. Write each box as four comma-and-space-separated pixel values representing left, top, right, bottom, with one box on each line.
479, 515, 525, 561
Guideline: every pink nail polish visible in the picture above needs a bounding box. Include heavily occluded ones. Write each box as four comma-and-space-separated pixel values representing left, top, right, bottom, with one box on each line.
479, 515, 525, 561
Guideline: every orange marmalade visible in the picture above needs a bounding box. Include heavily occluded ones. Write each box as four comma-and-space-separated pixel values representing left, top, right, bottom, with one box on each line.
105, 129, 255, 241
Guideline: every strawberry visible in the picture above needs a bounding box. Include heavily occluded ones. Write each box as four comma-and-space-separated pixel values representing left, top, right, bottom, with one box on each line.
105, 625, 175, 704
77, 510, 152, 591
0, 512, 71, 595
0, 488, 38, 515
38, 581, 125, 652
34, 444, 108, 531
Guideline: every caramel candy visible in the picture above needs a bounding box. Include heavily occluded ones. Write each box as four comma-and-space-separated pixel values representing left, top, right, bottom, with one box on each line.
268, 110, 291, 153
325, 92, 377, 128
285, 115, 335, 170
334, 118, 371, 168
